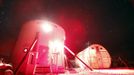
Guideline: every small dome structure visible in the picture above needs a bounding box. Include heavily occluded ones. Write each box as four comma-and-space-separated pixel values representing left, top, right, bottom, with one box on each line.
75, 44, 111, 69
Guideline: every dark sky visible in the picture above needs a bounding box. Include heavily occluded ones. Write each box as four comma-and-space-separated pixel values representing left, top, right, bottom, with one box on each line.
0, 0, 134, 63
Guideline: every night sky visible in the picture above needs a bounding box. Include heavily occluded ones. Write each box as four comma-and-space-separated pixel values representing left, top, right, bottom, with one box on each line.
0, 0, 134, 65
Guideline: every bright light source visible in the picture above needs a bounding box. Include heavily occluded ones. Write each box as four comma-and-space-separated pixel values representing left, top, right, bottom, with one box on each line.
49, 40, 64, 53
41, 21, 53, 33
24, 48, 28, 53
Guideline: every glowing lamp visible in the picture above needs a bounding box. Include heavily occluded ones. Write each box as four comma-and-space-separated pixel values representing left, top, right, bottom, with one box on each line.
41, 21, 53, 33
23, 48, 28, 53
49, 40, 64, 53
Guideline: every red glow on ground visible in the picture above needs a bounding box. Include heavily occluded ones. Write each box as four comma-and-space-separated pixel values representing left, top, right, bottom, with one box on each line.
72, 68, 134, 75
93, 69, 134, 74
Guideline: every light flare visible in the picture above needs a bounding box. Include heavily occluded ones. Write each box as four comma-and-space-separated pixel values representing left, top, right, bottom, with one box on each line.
49, 40, 64, 53
41, 21, 53, 33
